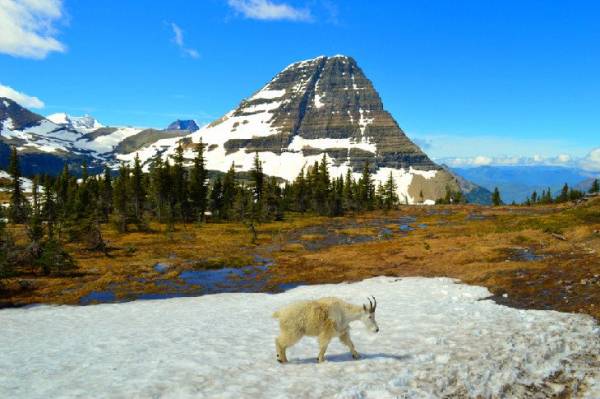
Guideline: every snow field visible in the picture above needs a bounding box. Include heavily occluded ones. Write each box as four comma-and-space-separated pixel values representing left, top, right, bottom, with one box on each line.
0, 277, 598, 398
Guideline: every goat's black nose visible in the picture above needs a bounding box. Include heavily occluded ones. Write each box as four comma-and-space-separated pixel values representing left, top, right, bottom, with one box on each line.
376, 328, 380, 333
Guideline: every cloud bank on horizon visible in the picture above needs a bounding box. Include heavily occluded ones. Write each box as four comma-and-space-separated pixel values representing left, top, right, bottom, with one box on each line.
0, 0, 66, 59
438, 149, 600, 173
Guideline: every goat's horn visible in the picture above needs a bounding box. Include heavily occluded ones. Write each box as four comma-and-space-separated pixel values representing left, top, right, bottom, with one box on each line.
371, 296, 377, 311
367, 297, 374, 311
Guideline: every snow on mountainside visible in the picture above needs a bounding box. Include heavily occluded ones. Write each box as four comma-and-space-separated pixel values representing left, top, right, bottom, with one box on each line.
132, 55, 460, 204
47, 113, 104, 133
0, 56, 471, 203
0, 277, 598, 398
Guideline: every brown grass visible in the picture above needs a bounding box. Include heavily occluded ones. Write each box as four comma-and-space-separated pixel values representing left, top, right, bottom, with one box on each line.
2, 201, 600, 322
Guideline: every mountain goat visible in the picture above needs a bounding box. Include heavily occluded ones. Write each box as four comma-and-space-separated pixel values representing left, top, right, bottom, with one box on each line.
273, 296, 379, 363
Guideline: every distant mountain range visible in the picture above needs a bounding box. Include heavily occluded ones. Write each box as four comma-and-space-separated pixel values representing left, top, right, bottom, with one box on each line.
1, 55, 500, 204
451, 165, 598, 203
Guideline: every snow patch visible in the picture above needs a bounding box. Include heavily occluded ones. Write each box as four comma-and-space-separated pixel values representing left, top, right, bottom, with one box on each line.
250, 89, 286, 101
0, 277, 598, 398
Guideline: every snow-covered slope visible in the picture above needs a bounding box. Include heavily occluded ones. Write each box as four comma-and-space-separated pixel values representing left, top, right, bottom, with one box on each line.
47, 113, 104, 133
1, 277, 598, 398
130, 56, 460, 203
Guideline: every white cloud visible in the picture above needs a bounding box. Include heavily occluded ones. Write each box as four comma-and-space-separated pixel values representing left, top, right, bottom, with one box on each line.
580, 148, 600, 172
472, 155, 492, 166
228, 0, 312, 21
0, 83, 44, 108
438, 154, 580, 168
170, 23, 199, 59
0, 0, 66, 59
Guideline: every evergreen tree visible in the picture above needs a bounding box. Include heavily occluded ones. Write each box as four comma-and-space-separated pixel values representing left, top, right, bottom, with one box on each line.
190, 140, 208, 222
343, 168, 356, 212
251, 153, 264, 203
382, 171, 398, 210
222, 163, 237, 220
7, 147, 28, 223
358, 160, 374, 211
171, 144, 190, 222
113, 163, 131, 232
492, 187, 502, 206
558, 183, 569, 203
131, 153, 146, 221
100, 166, 113, 222
293, 167, 308, 213
531, 190, 538, 204
42, 180, 57, 241
590, 179, 600, 194
210, 177, 224, 220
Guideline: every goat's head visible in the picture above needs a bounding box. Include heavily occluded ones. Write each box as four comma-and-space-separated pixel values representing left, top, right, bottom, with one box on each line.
361, 296, 379, 333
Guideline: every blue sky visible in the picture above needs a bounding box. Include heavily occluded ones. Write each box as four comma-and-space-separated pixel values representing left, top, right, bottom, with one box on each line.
1, 0, 599, 167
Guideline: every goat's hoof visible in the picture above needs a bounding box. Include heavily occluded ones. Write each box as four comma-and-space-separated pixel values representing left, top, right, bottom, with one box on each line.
352, 353, 360, 360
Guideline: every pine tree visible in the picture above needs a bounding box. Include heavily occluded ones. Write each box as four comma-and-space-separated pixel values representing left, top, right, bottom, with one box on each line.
171, 144, 190, 222
383, 171, 398, 210
131, 153, 146, 221
7, 147, 28, 223
251, 153, 264, 203
42, 175, 57, 238
222, 163, 237, 220
189, 140, 208, 222
293, 167, 308, 213
343, 168, 355, 212
558, 183, 569, 203
100, 166, 113, 222
492, 187, 502, 206
531, 191, 538, 204
113, 163, 130, 232
590, 179, 600, 194
210, 177, 224, 220
358, 160, 374, 210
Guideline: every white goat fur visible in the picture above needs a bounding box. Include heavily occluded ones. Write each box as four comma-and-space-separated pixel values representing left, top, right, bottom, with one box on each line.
273, 297, 378, 363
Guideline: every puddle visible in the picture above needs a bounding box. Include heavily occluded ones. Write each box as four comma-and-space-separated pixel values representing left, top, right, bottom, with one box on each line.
466, 213, 491, 221
79, 291, 117, 305
378, 228, 394, 239
154, 263, 170, 273
418, 224, 428, 229
399, 224, 415, 232
79, 256, 275, 305
509, 248, 545, 262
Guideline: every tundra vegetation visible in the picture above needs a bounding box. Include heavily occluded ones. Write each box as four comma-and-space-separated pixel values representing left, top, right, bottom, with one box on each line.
0, 146, 599, 326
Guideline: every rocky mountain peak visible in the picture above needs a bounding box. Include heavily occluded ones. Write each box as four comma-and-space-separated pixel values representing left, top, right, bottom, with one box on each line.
167, 119, 200, 132
47, 113, 104, 133
0, 97, 45, 131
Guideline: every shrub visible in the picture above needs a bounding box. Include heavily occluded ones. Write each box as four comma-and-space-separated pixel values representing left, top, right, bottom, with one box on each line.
35, 240, 77, 275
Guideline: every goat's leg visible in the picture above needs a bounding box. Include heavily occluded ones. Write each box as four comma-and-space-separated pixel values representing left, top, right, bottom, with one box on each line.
339, 331, 360, 359
276, 333, 301, 363
317, 333, 332, 363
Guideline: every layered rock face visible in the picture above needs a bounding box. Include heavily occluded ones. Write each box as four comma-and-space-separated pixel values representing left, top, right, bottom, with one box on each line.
162, 55, 459, 203
222, 56, 437, 171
